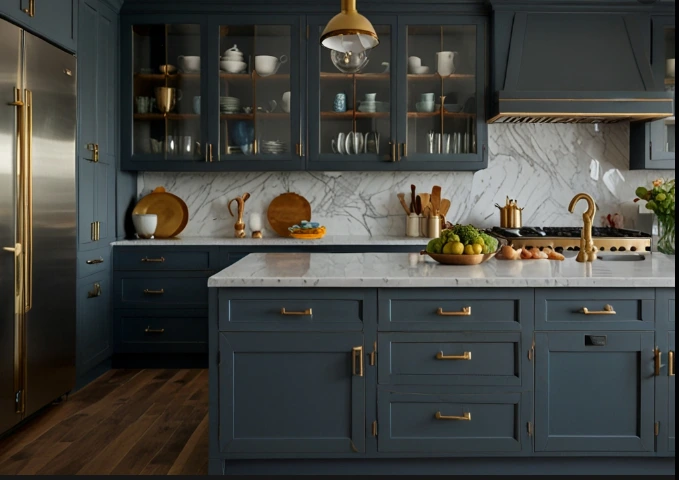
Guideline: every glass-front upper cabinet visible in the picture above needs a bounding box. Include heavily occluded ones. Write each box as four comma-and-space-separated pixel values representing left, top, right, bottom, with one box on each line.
397, 17, 487, 170
307, 15, 398, 170
207, 16, 303, 170
650, 19, 675, 161
122, 16, 209, 168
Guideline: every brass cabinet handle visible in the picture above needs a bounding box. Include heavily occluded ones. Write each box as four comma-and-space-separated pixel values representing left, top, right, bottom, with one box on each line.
655, 347, 662, 376
436, 351, 472, 360
86, 143, 99, 162
87, 283, 102, 298
388, 141, 397, 162
436, 306, 471, 316
143, 288, 165, 295
581, 304, 616, 315
23, 0, 35, 16
280, 308, 312, 316
86, 257, 104, 265
435, 411, 471, 421
141, 256, 165, 263
669, 351, 675, 377
401, 142, 407, 158
352, 346, 364, 377
144, 327, 165, 334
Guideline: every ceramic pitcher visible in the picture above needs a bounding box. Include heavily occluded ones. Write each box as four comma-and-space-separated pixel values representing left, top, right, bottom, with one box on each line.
436, 51, 458, 76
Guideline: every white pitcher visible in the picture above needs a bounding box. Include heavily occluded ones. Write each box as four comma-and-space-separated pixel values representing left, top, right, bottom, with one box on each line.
436, 51, 458, 76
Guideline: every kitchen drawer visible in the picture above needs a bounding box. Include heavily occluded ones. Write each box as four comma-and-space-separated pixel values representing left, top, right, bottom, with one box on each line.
114, 273, 209, 308
115, 310, 207, 354
378, 289, 533, 331
114, 247, 217, 271
218, 288, 375, 331
378, 332, 523, 386
77, 245, 111, 279
535, 288, 654, 330
377, 391, 531, 454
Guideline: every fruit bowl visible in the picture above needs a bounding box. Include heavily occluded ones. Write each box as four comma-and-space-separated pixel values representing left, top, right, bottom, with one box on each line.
420, 245, 499, 265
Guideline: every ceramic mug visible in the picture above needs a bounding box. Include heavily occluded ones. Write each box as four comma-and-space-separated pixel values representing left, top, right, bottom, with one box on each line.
365, 93, 377, 102
254, 55, 288, 76
132, 214, 158, 239
282, 91, 291, 113
178, 55, 200, 72
135, 96, 149, 114
333, 92, 346, 112
436, 51, 458, 76
408, 56, 422, 72
420, 93, 435, 102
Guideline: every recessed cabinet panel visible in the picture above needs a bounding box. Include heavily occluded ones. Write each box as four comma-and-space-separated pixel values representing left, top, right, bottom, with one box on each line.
77, 275, 111, 376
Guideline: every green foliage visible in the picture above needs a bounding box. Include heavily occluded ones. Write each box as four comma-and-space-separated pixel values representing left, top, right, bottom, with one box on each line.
426, 238, 444, 254
449, 224, 481, 246
635, 178, 675, 216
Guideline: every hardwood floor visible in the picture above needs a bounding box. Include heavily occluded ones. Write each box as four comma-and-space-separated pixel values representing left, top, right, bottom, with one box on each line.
0, 369, 209, 475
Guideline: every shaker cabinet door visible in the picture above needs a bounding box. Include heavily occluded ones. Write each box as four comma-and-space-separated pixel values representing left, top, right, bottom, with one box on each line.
655, 330, 675, 455
218, 332, 365, 456
76, 275, 111, 377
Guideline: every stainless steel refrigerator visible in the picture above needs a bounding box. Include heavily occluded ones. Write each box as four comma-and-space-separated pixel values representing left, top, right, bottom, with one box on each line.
1, 18, 76, 435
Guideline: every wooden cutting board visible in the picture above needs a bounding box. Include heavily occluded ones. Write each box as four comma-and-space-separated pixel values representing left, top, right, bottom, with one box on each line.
267, 192, 312, 237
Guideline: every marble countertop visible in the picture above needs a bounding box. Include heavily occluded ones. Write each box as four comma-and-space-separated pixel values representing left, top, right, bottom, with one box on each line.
208, 252, 675, 288
112, 235, 428, 247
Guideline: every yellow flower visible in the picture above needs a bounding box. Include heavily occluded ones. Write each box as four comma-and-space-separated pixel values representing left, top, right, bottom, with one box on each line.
653, 178, 664, 187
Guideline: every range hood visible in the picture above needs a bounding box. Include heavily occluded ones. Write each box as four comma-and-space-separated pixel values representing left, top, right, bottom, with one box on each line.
489, 9, 674, 124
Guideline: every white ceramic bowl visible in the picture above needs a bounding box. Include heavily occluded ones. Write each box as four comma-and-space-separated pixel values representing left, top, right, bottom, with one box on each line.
408, 56, 422, 71
415, 101, 435, 113
220, 60, 247, 73
132, 214, 158, 239
411, 65, 430, 75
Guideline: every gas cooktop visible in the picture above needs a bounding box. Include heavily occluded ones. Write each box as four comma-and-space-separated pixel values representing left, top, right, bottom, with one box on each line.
491, 226, 652, 252
491, 226, 652, 239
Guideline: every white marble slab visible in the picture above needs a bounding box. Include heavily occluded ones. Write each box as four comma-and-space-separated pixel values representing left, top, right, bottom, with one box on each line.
208, 252, 676, 288
112, 235, 428, 246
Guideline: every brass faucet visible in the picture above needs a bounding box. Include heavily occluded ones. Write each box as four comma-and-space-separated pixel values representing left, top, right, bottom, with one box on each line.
568, 193, 597, 262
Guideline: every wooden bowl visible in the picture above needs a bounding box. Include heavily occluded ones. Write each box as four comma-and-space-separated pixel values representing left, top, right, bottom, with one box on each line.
420, 249, 497, 265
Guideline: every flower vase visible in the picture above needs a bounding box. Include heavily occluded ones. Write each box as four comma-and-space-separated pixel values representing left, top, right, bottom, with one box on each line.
656, 214, 675, 255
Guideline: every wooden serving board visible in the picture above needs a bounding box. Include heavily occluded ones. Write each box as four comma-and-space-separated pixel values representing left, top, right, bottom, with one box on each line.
267, 192, 312, 237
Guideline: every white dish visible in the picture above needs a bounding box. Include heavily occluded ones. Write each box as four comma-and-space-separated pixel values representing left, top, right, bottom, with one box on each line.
337, 133, 345, 154
331, 138, 338, 153
220, 60, 247, 73
345, 132, 353, 155
411, 66, 430, 75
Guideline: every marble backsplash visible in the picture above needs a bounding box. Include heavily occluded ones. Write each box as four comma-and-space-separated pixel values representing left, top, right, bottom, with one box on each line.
138, 123, 675, 237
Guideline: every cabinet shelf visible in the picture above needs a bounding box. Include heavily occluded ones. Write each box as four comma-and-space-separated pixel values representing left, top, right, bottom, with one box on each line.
320, 72, 389, 80
134, 113, 200, 120
219, 112, 290, 120
665, 78, 675, 85
134, 73, 200, 80
407, 73, 475, 80
321, 110, 390, 119
407, 111, 476, 118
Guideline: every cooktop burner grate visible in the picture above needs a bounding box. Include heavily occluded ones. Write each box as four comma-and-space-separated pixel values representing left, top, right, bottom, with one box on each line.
491, 226, 652, 239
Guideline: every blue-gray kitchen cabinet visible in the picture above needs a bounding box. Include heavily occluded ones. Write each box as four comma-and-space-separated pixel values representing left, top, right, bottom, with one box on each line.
534, 331, 655, 453
655, 288, 675, 455
218, 332, 366, 456
76, 274, 111, 378
0, 0, 77, 52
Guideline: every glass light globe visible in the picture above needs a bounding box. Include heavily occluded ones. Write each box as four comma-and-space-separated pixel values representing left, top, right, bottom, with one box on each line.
331, 49, 370, 74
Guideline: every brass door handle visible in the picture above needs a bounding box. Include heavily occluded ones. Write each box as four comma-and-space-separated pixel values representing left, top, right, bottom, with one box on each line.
144, 327, 165, 334
86, 257, 104, 265
87, 283, 102, 298
436, 307, 471, 316
401, 142, 407, 158
655, 347, 662, 376
141, 256, 165, 263
143, 288, 165, 295
581, 305, 616, 315
352, 346, 364, 377
435, 411, 471, 421
86, 143, 99, 162
280, 308, 312, 316
436, 351, 472, 360
23, 0, 35, 16
388, 141, 397, 162
669, 351, 675, 377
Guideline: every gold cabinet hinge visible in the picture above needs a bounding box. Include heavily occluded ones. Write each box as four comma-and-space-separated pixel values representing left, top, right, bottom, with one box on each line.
655, 421, 659, 436
369, 340, 377, 366
527, 421, 533, 437
372, 420, 377, 437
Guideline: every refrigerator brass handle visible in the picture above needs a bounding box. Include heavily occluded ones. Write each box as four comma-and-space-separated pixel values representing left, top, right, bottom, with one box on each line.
280, 308, 312, 316
23, 0, 35, 16
581, 305, 616, 315
435, 412, 471, 421
436, 351, 472, 360
143, 289, 165, 295
141, 256, 165, 263
86, 257, 104, 265
352, 346, 364, 377
25, 89, 33, 312
669, 351, 675, 377
87, 283, 102, 298
86, 143, 99, 162
655, 347, 662, 376
144, 327, 165, 334
436, 307, 472, 316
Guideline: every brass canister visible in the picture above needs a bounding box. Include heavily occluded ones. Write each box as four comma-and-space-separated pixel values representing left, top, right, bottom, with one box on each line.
496, 197, 524, 229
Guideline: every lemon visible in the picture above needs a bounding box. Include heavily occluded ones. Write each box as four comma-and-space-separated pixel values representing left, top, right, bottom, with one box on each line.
451, 242, 464, 255
442, 242, 455, 254
464, 244, 475, 255
472, 243, 483, 254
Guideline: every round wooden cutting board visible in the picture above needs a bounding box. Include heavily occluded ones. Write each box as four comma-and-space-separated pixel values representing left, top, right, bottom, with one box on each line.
132, 186, 189, 238
267, 193, 312, 237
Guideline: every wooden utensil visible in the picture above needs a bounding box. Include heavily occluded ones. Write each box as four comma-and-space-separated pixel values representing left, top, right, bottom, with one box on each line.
397, 193, 411, 214
267, 192, 312, 237
440, 198, 451, 218
132, 186, 189, 238
422, 204, 431, 218
415, 196, 422, 215
431, 186, 442, 216
418, 193, 430, 212
410, 184, 416, 213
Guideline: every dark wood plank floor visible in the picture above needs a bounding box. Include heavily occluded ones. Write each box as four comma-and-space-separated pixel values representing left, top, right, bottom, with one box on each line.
0, 369, 209, 475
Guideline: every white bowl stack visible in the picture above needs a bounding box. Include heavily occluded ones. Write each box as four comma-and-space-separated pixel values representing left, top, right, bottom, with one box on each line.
221, 45, 247, 73
220, 96, 240, 114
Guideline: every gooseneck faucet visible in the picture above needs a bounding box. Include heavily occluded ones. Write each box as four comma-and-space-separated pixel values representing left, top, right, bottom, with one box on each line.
568, 193, 597, 262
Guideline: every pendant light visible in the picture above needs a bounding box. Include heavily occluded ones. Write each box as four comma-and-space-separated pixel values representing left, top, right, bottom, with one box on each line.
320, 0, 379, 53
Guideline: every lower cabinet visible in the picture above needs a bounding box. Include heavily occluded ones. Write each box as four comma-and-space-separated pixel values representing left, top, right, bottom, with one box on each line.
656, 330, 675, 455
115, 309, 208, 354
535, 331, 655, 453
218, 332, 365, 455
76, 274, 111, 376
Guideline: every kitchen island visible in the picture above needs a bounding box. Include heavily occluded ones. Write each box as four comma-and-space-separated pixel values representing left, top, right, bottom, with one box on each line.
207, 253, 675, 476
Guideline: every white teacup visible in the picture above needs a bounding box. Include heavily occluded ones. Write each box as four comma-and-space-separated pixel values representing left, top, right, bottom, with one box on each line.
132, 214, 158, 239
408, 56, 421, 72
255, 55, 288, 76
282, 91, 291, 113
178, 55, 200, 72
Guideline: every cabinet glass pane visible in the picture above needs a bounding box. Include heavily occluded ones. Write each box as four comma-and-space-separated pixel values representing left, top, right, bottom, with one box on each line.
318, 25, 391, 157
132, 24, 202, 160
406, 25, 477, 156
661, 26, 675, 154
218, 25, 292, 159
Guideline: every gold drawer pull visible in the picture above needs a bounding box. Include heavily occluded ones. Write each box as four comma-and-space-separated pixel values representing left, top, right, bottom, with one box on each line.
144, 327, 165, 334
669, 351, 675, 377
435, 411, 471, 421
87, 283, 102, 298
352, 346, 364, 377
86, 257, 104, 265
655, 347, 662, 376
436, 307, 471, 316
141, 256, 165, 263
280, 308, 312, 316
581, 304, 616, 315
436, 351, 472, 360
143, 288, 165, 295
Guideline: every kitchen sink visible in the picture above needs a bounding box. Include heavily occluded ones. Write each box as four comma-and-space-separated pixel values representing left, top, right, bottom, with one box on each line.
597, 254, 646, 261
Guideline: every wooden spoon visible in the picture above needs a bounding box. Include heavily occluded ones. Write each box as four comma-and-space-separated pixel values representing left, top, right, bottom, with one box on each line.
396, 193, 411, 214
422, 204, 431, 218
410, 184, 416, 213
415, 196, 422, 215
440, 199, 451, 218
431, 186, 442, 216
418, 193, 430, 213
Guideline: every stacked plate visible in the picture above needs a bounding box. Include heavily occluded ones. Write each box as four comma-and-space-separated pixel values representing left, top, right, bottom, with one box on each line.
220, 96, 240, 114
261, 140, 285, 154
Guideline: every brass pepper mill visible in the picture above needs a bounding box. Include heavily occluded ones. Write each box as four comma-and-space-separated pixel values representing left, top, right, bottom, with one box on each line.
228, 192, 250, 238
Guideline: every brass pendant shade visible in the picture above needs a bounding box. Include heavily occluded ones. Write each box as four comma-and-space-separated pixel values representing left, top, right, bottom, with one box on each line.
320, 0, 379, 53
